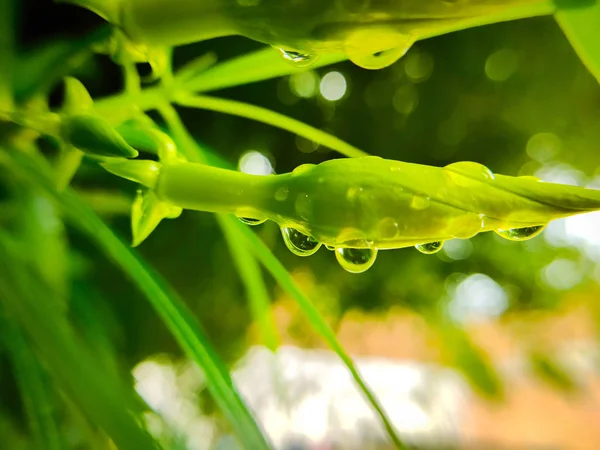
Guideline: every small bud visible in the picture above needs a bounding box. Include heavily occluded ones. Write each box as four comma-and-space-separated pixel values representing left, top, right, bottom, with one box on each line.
62, 77, 93, 114
61, 114, 139, 158
131, 189, 181, 247
100, 159, 161, 189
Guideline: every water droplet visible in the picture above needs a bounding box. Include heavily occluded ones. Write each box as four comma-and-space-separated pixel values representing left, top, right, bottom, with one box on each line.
348, 45, 413, 70
275, 187, 289, 201
410, 194, 430, 210
451, 213, 484, 239
415, 241, 444, 254
445, 161, 495, 181
495, 225, 546, 242
239, 217, 266, 225
325, 244, 335, 251
335, 247, 377, 273
377, 217, 399, 240
278, 48, 319, 68
281, 227, 321, 256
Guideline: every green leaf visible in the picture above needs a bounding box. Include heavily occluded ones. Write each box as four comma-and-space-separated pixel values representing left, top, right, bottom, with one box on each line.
2, 148, 271, 450
236, 223, 409, 449
157, 105, 407, 448
556, 0, 600, 83
180, 47, 346, 93
0, 233, 158, 450
0, 315, 64, 450
175, 94, 367, 158
218, 215, 279, 351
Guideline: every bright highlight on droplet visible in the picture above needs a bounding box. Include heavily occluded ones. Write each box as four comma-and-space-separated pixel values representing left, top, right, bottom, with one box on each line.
238, 150, 273, 175
320, 71, 347, 101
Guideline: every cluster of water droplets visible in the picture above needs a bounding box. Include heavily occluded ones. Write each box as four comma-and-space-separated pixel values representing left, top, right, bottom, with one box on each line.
237, 215, 548, 272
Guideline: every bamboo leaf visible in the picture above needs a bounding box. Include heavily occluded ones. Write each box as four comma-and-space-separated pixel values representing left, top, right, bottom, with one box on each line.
0, 233, 158, 450
0, 315, 64, 450
1, 148, 271, 450
155, 108, 407, 448
556, 0, 600, 83
175, 93, 367, 158
218, 215, 280, 351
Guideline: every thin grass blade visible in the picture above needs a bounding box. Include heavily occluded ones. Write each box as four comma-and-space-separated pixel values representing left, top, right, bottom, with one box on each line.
218, 215, 279, 351
0, 233, 158, 450
1, 149, 271, 450
0, 315, 64, 450
175, 94, 367, 158
556, 1, 600, 83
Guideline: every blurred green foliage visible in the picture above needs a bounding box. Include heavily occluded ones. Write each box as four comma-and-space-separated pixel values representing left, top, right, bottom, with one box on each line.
1, 0, 600, 449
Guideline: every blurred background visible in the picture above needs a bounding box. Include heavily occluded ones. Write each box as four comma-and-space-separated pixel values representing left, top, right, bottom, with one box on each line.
3, 0, 600, 449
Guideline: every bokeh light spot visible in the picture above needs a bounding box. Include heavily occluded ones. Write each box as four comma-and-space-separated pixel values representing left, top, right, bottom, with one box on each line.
320, 71, 347, 101
238, 150, 273, 175
485, 49, 519, 82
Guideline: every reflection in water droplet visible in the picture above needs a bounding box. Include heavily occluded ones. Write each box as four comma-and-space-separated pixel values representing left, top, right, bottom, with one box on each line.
239, 217, 266, 225
275, 187, 289, 201
335, 247, 377, 273
278, 48, 319, 68
281, 227, 321, 256
495, 225, 546, 241
415, 241, 444, 254
410, 194, 430, 210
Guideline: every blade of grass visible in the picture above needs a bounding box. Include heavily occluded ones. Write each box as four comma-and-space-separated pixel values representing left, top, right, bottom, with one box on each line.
159, 103, 280, 351
0, 314, 64, 450
157, 105, 407, 449
236, 224, 408, 449
0, 232, 158, 450
174, 93, 367, 158
1, 149, 271, 450
0, 0, 14, 110
556, 1, 600, 83
179, 48, 347, 93
218, 215, 279, 351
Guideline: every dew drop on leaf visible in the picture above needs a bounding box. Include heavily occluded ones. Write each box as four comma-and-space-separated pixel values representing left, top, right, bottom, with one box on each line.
238, 217, 267, 225
495, 225, 546, 241
410, 193, 430, 210
415, 241, 444, 254
281, 227, 321, 256
444, 161, 495, 181
335, 247, 377, 273
278, 49, 319, 68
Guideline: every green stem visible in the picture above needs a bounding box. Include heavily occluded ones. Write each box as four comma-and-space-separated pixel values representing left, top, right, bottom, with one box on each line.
54, 147, 84, 190
174, 93, 368, 158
